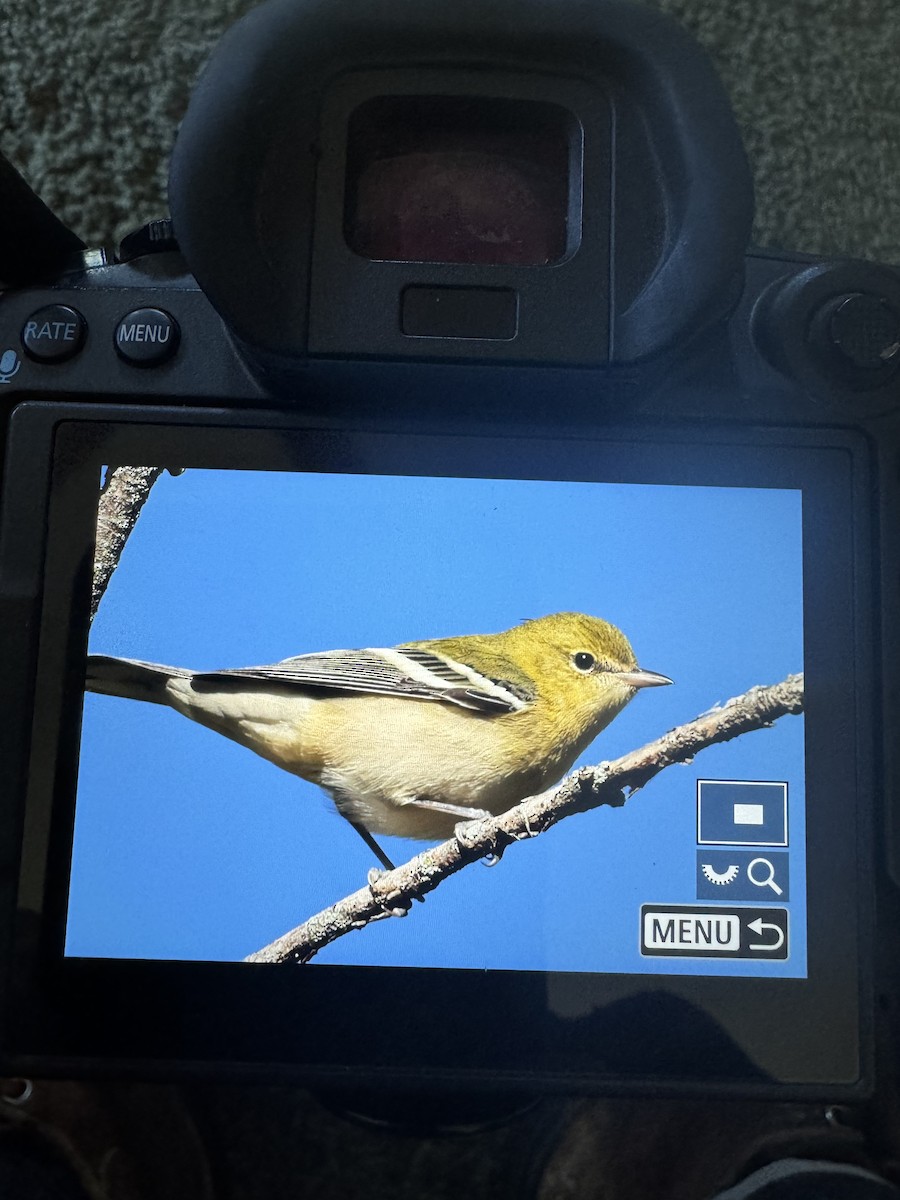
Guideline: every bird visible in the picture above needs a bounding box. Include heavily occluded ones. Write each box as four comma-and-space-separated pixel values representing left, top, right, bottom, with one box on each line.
85, 611, 672, 869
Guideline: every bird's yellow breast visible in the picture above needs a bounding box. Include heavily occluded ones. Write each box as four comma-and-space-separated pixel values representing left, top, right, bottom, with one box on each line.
165, 669, 633, 841
293, 692, 614, 839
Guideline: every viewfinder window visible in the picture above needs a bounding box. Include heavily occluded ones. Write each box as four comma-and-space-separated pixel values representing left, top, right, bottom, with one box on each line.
344, 96, 579, 266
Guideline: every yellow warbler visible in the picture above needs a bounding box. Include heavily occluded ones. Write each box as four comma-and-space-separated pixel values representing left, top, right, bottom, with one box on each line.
86, 611, 671, 867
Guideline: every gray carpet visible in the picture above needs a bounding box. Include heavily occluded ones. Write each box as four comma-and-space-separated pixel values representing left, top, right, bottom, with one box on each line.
0, 0, 898, 263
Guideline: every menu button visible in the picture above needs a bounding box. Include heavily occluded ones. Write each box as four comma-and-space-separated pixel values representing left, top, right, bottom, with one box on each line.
115, 308, 180, 365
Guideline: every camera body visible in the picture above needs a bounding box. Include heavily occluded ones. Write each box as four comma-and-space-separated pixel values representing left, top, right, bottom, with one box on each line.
1, 0, 899, 1101
5, 0, 900, 424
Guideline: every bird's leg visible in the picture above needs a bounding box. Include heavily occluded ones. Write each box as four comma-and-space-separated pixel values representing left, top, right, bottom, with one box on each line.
398, 797, 493, 822
348, 820, 396, 871
349, 820, 426, 906
397, 796, 497, 857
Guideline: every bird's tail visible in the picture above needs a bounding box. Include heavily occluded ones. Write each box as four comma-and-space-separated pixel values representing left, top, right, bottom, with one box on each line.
85, 655, 192, 705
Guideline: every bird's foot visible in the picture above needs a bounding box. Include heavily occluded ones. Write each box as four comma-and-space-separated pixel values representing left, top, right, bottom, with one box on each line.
366, 869, 412, 919
509, 809, 538, 841
509, 785, 559, 840
454, 814, 504, 865
453, 814, 490, 848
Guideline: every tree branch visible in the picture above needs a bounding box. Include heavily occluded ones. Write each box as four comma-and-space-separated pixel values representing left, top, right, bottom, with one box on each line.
245, 672, 804, 965
91, 466, 165, 621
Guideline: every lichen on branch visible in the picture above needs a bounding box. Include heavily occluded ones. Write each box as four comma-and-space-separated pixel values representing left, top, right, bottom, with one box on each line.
91, 466, 165, 620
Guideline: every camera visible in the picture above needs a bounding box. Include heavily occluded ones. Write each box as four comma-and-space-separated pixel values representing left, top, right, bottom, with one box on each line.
0, 0, 899, 1106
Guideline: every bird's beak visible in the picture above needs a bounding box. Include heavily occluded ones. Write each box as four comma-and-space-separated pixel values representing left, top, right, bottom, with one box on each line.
617, 668, 673, 689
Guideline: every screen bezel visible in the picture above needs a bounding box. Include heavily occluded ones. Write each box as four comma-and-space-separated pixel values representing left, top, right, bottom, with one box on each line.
0, 402, 874, 1096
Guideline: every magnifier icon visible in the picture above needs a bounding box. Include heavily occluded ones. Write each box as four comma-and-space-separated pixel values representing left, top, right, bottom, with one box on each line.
747, 857, 783, 896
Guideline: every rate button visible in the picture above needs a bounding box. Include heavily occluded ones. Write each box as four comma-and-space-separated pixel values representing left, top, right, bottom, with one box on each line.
22, 304, 86, 362
114, 307, 180, 365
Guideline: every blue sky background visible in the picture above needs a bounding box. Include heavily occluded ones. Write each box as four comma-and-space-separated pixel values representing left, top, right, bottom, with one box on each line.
68, 468, 806, 977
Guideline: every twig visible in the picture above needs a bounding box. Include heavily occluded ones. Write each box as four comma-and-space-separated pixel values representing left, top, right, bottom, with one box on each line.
245, 672, 804, 964
91, 466, 165, 620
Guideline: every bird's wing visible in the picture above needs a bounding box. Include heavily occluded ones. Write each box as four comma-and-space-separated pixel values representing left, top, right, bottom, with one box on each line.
189, 647, 531, 715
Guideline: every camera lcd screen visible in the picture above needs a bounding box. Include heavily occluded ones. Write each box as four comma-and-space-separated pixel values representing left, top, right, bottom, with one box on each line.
2, 407, 866, 1090
69, 467, 805, 978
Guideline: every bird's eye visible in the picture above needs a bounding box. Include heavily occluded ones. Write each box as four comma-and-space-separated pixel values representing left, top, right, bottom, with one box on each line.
572, 652, 596, 673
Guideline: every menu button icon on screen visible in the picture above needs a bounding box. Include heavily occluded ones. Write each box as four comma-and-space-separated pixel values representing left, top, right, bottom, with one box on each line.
640, 905, 789, 959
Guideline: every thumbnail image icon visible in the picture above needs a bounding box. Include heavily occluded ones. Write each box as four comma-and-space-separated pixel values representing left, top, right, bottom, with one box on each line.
697, 780, 788, 846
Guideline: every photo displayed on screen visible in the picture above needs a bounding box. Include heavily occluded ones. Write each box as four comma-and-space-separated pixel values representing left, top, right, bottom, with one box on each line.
69, 467, 806, 978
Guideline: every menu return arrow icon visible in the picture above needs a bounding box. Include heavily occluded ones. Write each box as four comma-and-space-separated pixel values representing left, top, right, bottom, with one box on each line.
746, 916, 785, 953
